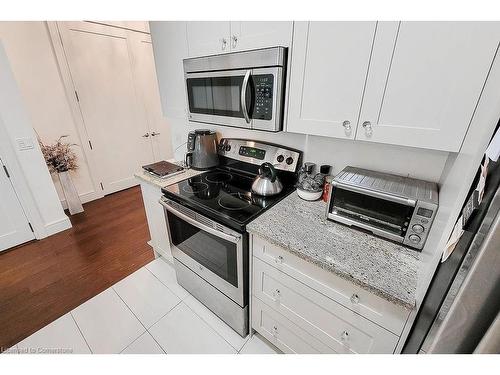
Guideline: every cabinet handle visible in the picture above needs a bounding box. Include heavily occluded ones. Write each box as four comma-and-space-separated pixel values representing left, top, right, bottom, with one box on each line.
342, 120, 352, 135
273, 288, 281, 301
221, 38, 227, 50
231, 35, 238, 49
151, 132, 160, 137
350, 294, 360, 304
272, 325, 279, 337
274, 255, 284, 264
362, 121, 373, 137
341, 330, 349, 341
142, 133, 150, 138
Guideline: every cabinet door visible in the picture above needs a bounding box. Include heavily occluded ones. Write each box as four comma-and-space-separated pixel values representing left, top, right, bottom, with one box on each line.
186, 21, 231, 57
286, 21, 376, 139
229, 21, 292, 51
140, 182, 172, 261
357, 22, 500, 152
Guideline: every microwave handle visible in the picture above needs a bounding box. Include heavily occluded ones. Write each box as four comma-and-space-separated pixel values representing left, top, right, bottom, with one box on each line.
241, 70, 251, 124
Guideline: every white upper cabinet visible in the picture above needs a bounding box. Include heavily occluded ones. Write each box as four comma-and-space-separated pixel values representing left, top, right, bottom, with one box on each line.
287, 22, 377, 139
186, 21, 293, 57
357, 22, 500, 152
186, 21, 232, 57
229, 21, 292, 51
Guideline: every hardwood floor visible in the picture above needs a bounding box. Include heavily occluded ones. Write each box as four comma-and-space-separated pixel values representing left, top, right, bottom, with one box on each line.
0, 186, 155, 352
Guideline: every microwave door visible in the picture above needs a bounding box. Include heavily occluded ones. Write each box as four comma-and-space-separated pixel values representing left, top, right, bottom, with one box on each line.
185, 69, 252, 129
250, 67, 283, 132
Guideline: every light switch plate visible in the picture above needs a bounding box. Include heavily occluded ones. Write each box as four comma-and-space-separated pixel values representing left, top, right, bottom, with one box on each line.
16, 137, 34, 151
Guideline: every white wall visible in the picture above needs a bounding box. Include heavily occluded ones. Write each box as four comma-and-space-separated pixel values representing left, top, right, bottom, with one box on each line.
0, 22, 97, 205
0, 42, 71, 237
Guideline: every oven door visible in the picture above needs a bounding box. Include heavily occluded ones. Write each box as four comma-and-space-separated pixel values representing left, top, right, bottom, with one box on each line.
185, 67, 283, 131
160, 198, 245, 307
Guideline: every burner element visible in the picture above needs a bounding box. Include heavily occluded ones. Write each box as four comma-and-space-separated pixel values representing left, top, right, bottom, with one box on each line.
205, 172, 233, 184
182, 181, 209, 194
218, 193, 252, 211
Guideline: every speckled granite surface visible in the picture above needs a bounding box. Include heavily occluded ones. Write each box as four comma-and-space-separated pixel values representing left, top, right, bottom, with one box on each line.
247, 192, 418, 309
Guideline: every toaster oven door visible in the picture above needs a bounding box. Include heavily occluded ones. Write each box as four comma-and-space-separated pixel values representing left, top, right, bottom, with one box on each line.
328, 187, 415, 242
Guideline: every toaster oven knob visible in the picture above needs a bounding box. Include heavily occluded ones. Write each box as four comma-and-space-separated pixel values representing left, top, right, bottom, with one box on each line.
285, 157, 294, 165
409, 234, 421, 244
277, 155, 284, 163
412, 224, 425, 234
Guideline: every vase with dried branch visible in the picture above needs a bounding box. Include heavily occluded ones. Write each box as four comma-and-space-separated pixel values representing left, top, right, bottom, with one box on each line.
39, 135, 83, 215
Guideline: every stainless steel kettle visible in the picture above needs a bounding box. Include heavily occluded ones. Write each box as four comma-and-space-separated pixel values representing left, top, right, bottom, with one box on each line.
251, 162, 283, 196
185, 129, 219, 170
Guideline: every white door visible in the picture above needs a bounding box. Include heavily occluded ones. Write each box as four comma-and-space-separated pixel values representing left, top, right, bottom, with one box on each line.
286, 21, 377, 139
58, 22, 155, 195
186, 21, 231, 57
0, 157, 34, 252
357, 22, 500, 152
129, 33, 173, 161
229, 21, 293, 51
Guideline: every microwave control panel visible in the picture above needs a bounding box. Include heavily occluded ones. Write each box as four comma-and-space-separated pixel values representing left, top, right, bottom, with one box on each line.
253, 74, 274, 121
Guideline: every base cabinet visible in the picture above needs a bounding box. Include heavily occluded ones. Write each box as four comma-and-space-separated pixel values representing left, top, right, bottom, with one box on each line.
139, 181, 172, 261
250, 235, 407, 354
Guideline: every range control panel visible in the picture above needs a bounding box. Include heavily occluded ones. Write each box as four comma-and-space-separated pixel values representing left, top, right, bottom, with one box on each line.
252, 74, 274, 121
218, 138, 301, 173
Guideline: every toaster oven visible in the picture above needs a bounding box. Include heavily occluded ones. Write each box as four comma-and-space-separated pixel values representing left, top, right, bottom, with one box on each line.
326, 167, 439, 250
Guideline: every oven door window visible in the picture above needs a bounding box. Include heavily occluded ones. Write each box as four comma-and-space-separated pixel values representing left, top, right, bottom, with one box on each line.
332, 189, 414, 237
186, 75, 252, 118
167, 211, 238, 287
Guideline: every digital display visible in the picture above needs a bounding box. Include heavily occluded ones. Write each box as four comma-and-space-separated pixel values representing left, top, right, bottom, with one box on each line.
417, 207, 433, 218
239, 146, 266, 160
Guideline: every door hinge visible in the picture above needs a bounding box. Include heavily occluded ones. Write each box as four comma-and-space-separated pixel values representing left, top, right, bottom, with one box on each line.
75, 90, 80, 102
3, 165, 10, 178
28, 222, 34, 233
88, 140, 93, 150
100, 182, 104, 191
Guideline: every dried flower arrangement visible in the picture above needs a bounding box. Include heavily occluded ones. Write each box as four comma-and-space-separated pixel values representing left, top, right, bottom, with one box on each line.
39, 135, 79, 173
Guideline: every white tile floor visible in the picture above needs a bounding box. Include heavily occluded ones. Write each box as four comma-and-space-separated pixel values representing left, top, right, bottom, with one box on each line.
6, 258, 281, 355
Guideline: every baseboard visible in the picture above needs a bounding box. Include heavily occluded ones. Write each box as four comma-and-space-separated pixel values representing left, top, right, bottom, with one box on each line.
43, 216, 72, 237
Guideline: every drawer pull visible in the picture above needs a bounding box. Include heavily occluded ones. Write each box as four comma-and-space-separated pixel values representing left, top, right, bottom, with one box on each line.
350, 294, 360, 304
274, 255, 284, 264
341, 331, 349, 341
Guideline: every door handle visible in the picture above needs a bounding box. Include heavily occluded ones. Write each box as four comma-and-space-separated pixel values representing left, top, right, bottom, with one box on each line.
142, 133, 150, 138
241, 70, 251, 124
151, 132, 160, 137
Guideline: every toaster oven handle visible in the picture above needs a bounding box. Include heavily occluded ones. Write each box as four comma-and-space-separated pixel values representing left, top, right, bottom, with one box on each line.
241, 70, 251, 124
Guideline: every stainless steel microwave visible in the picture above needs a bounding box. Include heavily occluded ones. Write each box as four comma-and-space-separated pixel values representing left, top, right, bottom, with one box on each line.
183, 47, 287, 132
326, 167, 439, 250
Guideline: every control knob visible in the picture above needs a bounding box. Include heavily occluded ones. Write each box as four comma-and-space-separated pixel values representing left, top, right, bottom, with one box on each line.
225, 144, 231, 152
409, 234, 421, 244
285, 157, 294, 165
277, 155, 284, 163
412, 224, 424, 234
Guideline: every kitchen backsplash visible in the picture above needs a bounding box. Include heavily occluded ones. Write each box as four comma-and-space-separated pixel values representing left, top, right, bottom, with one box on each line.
168, 116, 449, 183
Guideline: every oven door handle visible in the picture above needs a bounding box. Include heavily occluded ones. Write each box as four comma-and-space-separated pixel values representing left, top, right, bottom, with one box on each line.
241, 70, 251, 124
159, 199, 241, 244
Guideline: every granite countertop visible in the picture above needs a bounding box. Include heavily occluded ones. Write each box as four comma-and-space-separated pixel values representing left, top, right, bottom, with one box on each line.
134, 162, 203, 189
247, 192, 419, 309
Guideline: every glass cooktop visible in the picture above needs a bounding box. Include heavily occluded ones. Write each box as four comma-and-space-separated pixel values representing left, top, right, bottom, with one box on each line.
162, 167, 293, 229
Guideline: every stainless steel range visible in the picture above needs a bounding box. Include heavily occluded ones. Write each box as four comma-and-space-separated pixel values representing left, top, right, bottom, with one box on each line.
160, 138, 302, 336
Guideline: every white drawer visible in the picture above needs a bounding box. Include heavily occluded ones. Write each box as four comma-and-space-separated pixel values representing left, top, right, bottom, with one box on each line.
252, 235, 410, 335
252, 297, 334, 354
252, 257, 399, 353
